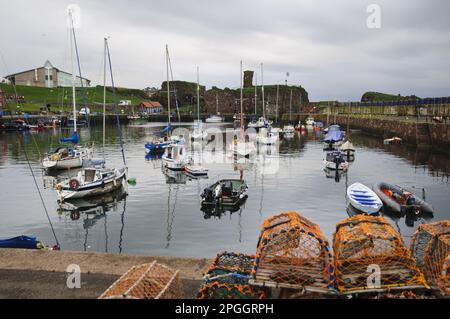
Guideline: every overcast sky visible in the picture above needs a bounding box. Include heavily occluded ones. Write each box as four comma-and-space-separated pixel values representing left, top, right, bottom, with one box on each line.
0, 0, 449, 101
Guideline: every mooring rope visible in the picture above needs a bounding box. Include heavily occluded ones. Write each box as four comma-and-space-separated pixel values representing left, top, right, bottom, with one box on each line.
20, 139, 60, 249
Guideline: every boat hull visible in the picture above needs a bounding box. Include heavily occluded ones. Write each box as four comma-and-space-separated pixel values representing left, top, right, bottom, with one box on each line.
324, 160, 349, 171
43, 157, 83, 170
347, 183, 383, 215
372, 182, 434, 215
57, 170, 126, 201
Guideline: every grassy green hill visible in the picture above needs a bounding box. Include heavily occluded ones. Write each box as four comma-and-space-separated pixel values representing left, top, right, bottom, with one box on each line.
361, 91, 419, 102
0, 83, 148, 113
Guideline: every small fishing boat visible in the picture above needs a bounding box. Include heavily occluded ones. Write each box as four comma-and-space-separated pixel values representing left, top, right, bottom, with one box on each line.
294, 121, 306, 132
56, 167, 126, 201
340, 140, 355, 157
205, 115, 223, 123
323, 124, 345, 146
324, 151, 349, 170
305, 117, 315, 128
184, 163, 208, 178
0, 235, 44, 249
0, 119, 30, 131
162, 144, 188, 171
372, 182, 434, 215
248, 116, 269, 129
42, 144, 93, 170
256, 127, 278, 145
145, 132, 185, 154
347, 182, 383, 214
384, 137, 402, 145
282, 124, 295, 134
201, 179, 248, 206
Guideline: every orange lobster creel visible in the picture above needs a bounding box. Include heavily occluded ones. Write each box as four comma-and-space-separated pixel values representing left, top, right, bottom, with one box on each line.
333, 215, 428, 295
197, 252, 266, 299
411, 220, 450, 296
250, 212, 334, 294
98, 261, 182, 299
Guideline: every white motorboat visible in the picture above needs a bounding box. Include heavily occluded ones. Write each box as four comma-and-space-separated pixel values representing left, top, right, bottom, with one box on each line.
205, 115, 223, 123
324, 151, 349, 171
347, 182, 383, 214
340, 140, 356, 157
283, 124, 295, 134
56, 167, 126, 201
256, 127, 278, 145
305, 117, 315, 128
248, 116, 270, 129
162, 144, 188, 171
185, 163, 208, 178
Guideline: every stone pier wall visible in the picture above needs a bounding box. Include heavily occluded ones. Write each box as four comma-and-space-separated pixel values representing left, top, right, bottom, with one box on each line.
314, 114, 450, 152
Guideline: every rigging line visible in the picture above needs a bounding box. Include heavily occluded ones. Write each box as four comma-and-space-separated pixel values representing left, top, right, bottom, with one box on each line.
118, 195, 126, 254
20, 138, 60, 248
167, 49, 180, 124
105, 39, 127, 168
69, 13, 90, 129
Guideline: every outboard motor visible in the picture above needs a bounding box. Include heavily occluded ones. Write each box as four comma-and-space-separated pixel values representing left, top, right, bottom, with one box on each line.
214, 184, 222, 201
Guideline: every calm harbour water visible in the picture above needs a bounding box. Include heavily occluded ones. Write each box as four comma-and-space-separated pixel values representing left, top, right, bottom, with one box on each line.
0, 122, 449, 258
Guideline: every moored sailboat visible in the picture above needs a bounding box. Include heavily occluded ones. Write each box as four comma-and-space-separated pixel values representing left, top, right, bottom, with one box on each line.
56, 37, 127, 201
42, 13, 92, 170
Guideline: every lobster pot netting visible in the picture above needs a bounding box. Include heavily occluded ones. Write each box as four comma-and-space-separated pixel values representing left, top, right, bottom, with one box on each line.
250, 212, 334, 293
99, 261, 182, 299
333, 215, 427, 294
198, 252, 266, 299
411, 221, 450, 295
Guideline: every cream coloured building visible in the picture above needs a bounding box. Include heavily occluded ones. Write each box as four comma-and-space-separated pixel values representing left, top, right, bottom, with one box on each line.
4, 60, 90, 88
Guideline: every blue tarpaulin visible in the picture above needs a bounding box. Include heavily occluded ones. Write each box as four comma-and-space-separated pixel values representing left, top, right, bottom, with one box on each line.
60, 131, 79, 144
0, 235, 40, 249
158, 123, 173, 135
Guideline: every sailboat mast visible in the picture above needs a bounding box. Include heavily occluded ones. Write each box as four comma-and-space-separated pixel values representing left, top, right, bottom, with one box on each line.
261, 63, 265, 118
166, 45, 171, 126
216, 92, 219, 114
254, 72, 257, 115
240, 61, 244, 138
102, 38, 107, 153
69, 10, 77, 133
276, 84, 279, 123
289, 89, 293, 122
197, 66, 200, 122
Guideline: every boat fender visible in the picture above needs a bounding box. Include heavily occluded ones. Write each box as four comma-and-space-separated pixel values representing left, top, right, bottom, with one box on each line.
70, 211, 80, 220
69, 178, 80, 190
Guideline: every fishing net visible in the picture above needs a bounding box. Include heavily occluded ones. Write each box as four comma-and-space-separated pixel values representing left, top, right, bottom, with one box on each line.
411, 220, 450, 296
197, 252, 266, 299
250, 212, 334, 294
333, 215, 428, 295
99, 261, 182, 299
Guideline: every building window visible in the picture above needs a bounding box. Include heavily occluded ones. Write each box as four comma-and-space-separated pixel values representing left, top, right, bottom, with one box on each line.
45, 75, 49, 80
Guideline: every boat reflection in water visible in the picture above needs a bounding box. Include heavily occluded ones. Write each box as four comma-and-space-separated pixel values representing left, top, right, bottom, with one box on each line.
56, 187, 127, 252
323, 167, 346, 182
162, 167, 187, 184
57, 187, 127, 225
201, 197, 247, 219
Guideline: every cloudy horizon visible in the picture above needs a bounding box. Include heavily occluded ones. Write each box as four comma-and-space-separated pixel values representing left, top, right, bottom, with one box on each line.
0, 0, 449, 101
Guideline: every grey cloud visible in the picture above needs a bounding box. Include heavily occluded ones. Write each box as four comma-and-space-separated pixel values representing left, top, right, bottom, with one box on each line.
0, 0, 449, 101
